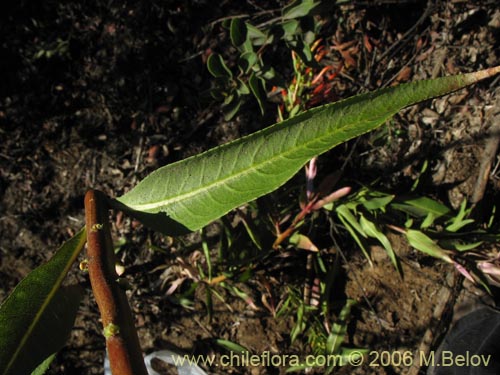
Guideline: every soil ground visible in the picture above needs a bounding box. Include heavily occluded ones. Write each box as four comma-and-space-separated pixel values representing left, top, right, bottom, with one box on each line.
1, 1, 500, 375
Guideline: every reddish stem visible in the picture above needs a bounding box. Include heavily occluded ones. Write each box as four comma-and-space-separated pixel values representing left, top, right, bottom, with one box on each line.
85, 190, 148, 375
273, 198, 317, 249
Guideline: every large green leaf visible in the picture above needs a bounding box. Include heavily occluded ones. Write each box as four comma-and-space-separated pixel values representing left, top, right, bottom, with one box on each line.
116, 67, 500, 235
0, 229, 86, 375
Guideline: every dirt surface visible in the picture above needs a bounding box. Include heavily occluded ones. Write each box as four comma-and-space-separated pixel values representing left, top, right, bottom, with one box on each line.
1, 1, 500, 375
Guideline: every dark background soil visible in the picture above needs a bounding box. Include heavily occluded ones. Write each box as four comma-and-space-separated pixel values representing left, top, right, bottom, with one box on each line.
1, 1, 500, 374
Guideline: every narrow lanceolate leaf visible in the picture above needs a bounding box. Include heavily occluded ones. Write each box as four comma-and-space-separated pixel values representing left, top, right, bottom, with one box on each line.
405, 229, 453, 263
0, 229, 86, 375
391, 196, 450, 219
327, 299, 356, 355
359, 215, 400, 273
116, 67, 500, 235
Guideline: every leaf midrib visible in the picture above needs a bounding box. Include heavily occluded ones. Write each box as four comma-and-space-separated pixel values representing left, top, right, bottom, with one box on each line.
123, 115, 381, 212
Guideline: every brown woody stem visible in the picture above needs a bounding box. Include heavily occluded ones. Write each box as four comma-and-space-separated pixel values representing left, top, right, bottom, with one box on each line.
85, 190, 148, 375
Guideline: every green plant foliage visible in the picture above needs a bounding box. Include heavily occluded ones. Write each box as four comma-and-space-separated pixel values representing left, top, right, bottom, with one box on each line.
445, 200, 475, 232
281, 0, 320, 64
392, 196, 450, 229
116, 68, 499, 236
2, 67, 495, 375
230, 18, 248, 47
282, 0, 320, 20
359, 215, 400, 272
222, 94, 243, 120
246, 23, 271, 46
327, 183, 500, 280
335, 204, 371, 262
248, 72, 267, 115
32, 38, 69, 60
207, 53, 233, 78
215, 338, 250, 354
405, 229, 452, 262
207, 0, 321, 119
30, 354, 56, 375
286, 299, 364, 373
0, 229, 86, 375
326, 299, 355, 355
359, 193, 394, 211
239, 51, 258, 73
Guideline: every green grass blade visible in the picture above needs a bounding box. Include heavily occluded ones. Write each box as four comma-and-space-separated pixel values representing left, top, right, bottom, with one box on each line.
336, 206, 372, 265
327, 299, 356, 355
116, 67, 500, 235
359, 215, 401, 273
0, 229, 86, 375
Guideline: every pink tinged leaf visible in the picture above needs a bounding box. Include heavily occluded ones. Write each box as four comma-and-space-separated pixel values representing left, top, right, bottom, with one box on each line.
309, 278, 321, 308
312, 186, 352, 210
289, 233, 319, 252
261, 294, 275, 316
305, 158, 317, 179
245, 297, 259, 311
478, 261, 500, 286
305, 157, 317, 200
478, 261, 500, 277
115, 263, 125, 276
453, 262, 476, 283
166, 277, 187, 295
176, 257, 200, 281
